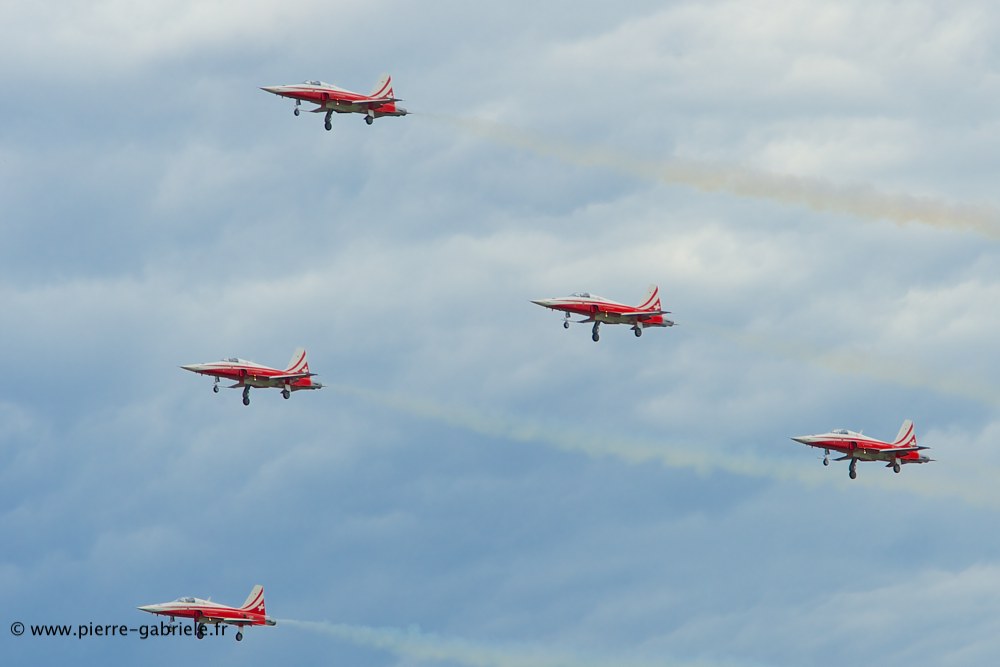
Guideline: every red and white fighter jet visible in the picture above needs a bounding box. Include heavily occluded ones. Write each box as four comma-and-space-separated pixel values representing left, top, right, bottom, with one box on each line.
138, 584, 276, 641
261, 74, 408, 131
531, 285, 674, 342
181, 348, 322, 406
791, 420, 932, 479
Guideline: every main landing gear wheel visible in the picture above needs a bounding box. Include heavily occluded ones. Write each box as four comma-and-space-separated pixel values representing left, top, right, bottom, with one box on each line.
563, 320, 570, 329
282, 389, 291, 399
293, 108, 300, 116
893, 461, 901, 473
365, 115, 374, 125
236, 631, 244, 641
213, 384, 219, 394
633, 326, 642, 338
294, 100, 301, 116
849, 459, 857, 480
823, 449, 829, 466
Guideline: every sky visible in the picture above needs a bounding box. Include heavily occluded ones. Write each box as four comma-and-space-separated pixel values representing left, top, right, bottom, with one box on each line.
2, 0, 1000, 665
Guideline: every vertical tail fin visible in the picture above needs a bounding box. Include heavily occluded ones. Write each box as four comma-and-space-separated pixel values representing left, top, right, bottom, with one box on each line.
893, 420, 916, 447
636, 284, 661, 312
285, 348, 308, 374
369, 73, 393, 99
241, 585, 266, 616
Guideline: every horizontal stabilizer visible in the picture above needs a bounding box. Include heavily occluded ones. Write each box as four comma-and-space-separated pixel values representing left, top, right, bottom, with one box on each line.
296, 382, 323, 390
359, 96, 402, 106
618, 310, 669, 318
269, 372, 315, 381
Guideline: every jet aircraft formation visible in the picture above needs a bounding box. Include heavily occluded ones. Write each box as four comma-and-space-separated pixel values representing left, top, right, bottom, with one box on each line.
146, 71, 936, 643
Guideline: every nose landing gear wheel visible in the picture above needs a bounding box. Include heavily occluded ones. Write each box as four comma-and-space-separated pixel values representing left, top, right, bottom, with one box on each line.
213, 385, 219, 394
563, 321, 569, 329
242, 387, 251, 406
236, 631, 243, 641
849, 459, 857, 479
591, 322, 600, 342
294, 108, 300, 116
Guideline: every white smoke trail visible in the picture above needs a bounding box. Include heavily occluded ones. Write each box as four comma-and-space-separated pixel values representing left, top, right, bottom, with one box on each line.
428, 115, 1000, 238
279, 619, 712, 667
326, 383, 1000, 510
687, 321, 1000, 409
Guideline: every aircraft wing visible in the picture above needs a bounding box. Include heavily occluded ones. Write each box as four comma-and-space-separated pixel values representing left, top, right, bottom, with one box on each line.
221, 618, 259, 626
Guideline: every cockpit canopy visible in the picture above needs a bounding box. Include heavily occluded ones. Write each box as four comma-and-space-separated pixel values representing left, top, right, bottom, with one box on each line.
303, 80, 330, 86
176, 597, 195, 603
571, 292, 592, 298
832, 429, 850, 435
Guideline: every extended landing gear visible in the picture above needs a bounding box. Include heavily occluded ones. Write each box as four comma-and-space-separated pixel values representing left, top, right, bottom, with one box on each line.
213, 378, 220, 394
892, 459, 901, 473
196, 623, 207, 639
242, 386, 251, 406
633, 325, 643, 338
849, 458, 857, 480
591, 322, 601, 342
563, 313, 570, 329
282, 388, 291, 400
293, 99, 300, 116
822, 449, 830, 466
236, 631, 244, 641
365, 115, 374, 125
324, 110, 333, 131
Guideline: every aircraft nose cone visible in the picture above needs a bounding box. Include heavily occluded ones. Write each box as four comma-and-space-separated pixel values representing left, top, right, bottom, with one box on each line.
531, 299, 552, 307
180, 364, 203, 373
137, 604, 158, 613
260, 86, 284, 95
791, 436, 813, 445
